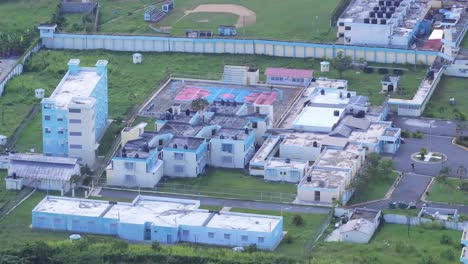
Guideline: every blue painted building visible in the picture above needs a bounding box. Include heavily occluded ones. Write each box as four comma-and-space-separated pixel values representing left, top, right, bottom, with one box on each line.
163, 137, 208, 177
41, 59, 108, 166
32, 195, 284, 250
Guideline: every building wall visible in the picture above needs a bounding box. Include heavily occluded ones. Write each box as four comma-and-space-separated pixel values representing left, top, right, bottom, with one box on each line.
209, 132, 255, 169
264, 166, 306, 183
67, 101, 97, 165
38, 32, 439, 65
297, 184, 343, 204
279, 144, 320, 161
42, 102, 69, 156
163, 142, 207, 177
266, 76, 311, 87
90, 67, 109, 140
106, 155, 163, 188
345, 23, 392, 46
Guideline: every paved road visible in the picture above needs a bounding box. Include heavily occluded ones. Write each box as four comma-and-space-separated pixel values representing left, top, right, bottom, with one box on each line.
389, 173, 432, 202
99, 189, 330, 214
391, 136, 468, 177
392, 117, 465, 137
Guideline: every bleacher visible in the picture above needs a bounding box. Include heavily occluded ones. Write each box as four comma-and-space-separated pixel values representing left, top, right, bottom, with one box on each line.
144, 6, 166, 23
222, 65, 248, 85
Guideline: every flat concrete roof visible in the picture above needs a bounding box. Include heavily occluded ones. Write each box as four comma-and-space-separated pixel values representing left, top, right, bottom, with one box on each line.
166, 136, 205, 150
33, 196, 110, 217
301, 168, 349, 189
213, 128, 251, 140
310, 78, 348, 90
293, 106, 344, 130
314, 144, 362, 169
348, 122, 389, 144
281, 132, 325, 147
51, 69, 100, 109
206, 212, 281, 233
309, 89, 352, 106
266, 157, 308, 170
250, 135, 280, 164
463, 228, 468, 241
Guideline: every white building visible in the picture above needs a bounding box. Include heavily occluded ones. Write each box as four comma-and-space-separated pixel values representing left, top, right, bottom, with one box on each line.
339, 208, 381, 243
264, 158, 309, 183
163, 137, 208, 178
5, 153, 80, 192
209, 128, 255, 169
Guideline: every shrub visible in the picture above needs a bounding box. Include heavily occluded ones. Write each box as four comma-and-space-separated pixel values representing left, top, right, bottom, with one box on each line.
283, 233, 294, 244
292, 214, 304, 226
440, 249, 455, 261
412, 130, 424, 139
460, 182, 468, 193
419, 256, 437, 264
151, 241, 161, 251
378, 68, 389, 74
400, 130, 410, 138
246, 244, 258, 253
439, 234, 453, 245
421, 221, 444, 230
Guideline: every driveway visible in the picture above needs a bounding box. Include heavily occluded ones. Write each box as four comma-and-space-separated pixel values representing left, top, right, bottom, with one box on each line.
389, 173, 431, 202
392, 136, 468, 176
392, 117, 464, 137
99, 188, 330, 214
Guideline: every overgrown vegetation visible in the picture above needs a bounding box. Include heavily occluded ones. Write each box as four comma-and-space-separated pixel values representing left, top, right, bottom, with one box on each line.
349, 153, 397, 204
424, 76, 468, 120
427, 175, 468, 205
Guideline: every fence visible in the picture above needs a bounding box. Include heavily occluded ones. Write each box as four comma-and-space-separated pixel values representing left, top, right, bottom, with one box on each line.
39, 32, 440, 65
384, 214, 468, 231
0, 41, 41, 96
304, 209, 334, 259
330, 0, 353, 26
4, 104, 41, 150
154, 182, 297, 203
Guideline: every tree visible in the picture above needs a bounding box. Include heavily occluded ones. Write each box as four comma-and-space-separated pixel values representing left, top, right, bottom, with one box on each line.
419, 148, 428, 161
331, 51, 352, 79
378, 159, 394, 180
191, 97, 209, 124
292, 214, 304, 226
366, 152, 381, 175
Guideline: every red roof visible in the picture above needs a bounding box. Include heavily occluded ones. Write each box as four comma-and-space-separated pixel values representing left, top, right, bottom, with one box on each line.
265, 67, 313, 78
422, 39, 443, 51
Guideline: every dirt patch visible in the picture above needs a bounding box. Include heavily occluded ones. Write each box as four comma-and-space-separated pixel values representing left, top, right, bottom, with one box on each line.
184, 4, 256, 28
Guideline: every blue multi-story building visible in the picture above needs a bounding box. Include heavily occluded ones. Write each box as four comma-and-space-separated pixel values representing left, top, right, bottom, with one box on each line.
41, 59, 108, 166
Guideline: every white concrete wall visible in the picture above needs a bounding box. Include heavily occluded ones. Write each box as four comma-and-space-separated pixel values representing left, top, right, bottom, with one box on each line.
346, 23, 392, 46
340, 230, 372, 243
107, 159, 163, 188
67, 103, 97, 166
279, 144, 320, 161
209, 139, 251, 169
163, 150, 200, 177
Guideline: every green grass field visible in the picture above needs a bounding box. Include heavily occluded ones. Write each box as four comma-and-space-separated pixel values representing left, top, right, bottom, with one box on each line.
0, 0, 60, 33
427, 178, 468, 205
460, 33, 468, 49
6, 50, 426, 154
0, 170, 22, 209
313, 224, 462, 264
348, 172, 398, 205
231, 208, 327, 259
98, 0, 339, 42
423, 76, 468, 120
161, 168, 296, 198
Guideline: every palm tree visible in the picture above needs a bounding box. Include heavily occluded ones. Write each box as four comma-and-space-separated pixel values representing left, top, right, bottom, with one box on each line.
191, 97, 209, 124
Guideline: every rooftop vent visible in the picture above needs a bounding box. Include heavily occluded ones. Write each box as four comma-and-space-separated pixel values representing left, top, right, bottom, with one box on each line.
364, 18, 370, 23
333, 110, 340, 116
371, 18, 378, 24
173, 143, 178, 148
233, 135, 238, 140
370, 11, 376, 18
220, 135, 225, 139
307, 176, 312, 182
320, 89, 325, 95
377, 11, 383, 18
313, 141, 318, 147
220, 100, 225, 105
184, 144, 188, 150
380, 18, 387, 24
244, 128, 249, 134
186, 109, 190, 116
212, 129, 217, 136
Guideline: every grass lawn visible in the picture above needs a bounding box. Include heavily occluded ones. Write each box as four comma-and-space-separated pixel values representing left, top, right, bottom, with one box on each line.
5, 50, 425, 156
0, 192, 70, 247
0, 0, 60, 33
97, 0, 339, 42
313, 224, 462, 264
171, 12, 238, 36
348, 172, 398, 205
230, 208, 327, 259
13, 112, 42, 153
460, 33, 468, 49
423, 76, 468, 120
61, 13, 85, 33
427, 177, 468, 205
161, 168, 296, 201
97, 122, 126, 156
0, 170, 21, 209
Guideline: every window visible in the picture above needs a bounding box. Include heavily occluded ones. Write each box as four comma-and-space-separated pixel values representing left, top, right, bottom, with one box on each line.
221, 143, 233, 153
314, 191, 321, 201
258, 237, 265, 243
174, 153, 184, 160
158, 139, 163, 145
339, 33, 344, 37
124, 162, 134, 170
69, 131, 82, 136
57, 116, 64, 121
53, 218, 61, 227
69, 119, 81, 124
208, 232, 215, 238
175, 165, 185, 174
70, 144, 82, 149
182, 230, 189, 236
224, 234, 231, 240
339, 22, 344, 26
43, 104, 52, 109
345, 26, 351, 30
57, 128, 64, 134
69, 108, 81, 113
125, 175, 136, 184
44, 127, 51, 134
222, 156, 233, 164
44, 115, 51, 121
241, 235, 248, 242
